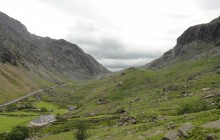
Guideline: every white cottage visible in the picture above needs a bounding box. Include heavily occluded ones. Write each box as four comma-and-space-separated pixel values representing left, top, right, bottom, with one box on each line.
30, 115, 56, 126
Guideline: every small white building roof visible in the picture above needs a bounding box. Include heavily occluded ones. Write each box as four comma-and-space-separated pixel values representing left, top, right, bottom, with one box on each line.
31, 115, 56, 126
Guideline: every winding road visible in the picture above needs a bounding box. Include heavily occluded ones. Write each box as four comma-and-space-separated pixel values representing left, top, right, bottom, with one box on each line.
0, 83, 67, 108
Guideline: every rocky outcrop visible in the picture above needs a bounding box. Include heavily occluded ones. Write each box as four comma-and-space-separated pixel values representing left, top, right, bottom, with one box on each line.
161, 122, 194, 140
0, 11, 110, 79
118, 115, 137, 126
147, 16, 220, 69
161, 131, 179, 140
177, 18, 220, 47
178, 122, 194, 137
202, 119, 220, 129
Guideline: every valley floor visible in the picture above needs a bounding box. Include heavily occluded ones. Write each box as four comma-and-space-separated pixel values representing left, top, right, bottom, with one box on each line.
0, 56, 220, 140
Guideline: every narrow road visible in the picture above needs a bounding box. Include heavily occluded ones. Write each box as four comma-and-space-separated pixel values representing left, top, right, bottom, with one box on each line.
0, 83, 67, 108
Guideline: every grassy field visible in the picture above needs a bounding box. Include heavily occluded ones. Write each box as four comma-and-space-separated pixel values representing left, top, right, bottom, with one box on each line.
40, 131, 73, 140
0, 100, 67, 132
0, 115, 35, 132
36, 101, 67, 115
31, 56, 220, 139
1, 56, 219, 139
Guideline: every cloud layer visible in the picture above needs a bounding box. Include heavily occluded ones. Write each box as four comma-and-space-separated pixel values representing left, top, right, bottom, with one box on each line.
65, 19, 165, 71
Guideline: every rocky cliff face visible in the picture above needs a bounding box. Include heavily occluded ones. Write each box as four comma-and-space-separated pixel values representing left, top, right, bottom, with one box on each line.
147, 16, 220, 69
0, 11, 109, 79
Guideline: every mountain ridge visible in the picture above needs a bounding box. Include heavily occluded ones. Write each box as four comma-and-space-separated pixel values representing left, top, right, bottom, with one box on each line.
147, 16, 220, 69
0, 11, 110, 80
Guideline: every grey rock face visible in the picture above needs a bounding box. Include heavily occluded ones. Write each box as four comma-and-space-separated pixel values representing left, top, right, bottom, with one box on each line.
178, 122, 194, 138
205, 134, 217, 140
177, 17, 220, 46
161, 131, 179, 140
0, 11, 110, 79
147, 16, 220, 69
161, 122, 194, 140
202, 119, 220, 129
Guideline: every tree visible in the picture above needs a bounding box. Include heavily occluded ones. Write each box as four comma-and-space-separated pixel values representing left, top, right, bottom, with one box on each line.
40, 107, 47, 113
74, 122, 88, 140
23, 100, 33, 109
7, 125, 29, 140
6, 104, 17, 112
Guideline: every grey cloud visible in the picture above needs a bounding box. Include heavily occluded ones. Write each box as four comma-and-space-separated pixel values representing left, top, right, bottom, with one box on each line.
70, 36, 161, 60
65, 20, 161, 71
98, 57, 154, 71
36, 0, 112, 27
66, 31, 161, 60
104, 61, 147, 69
193, 0, 220, 10
103, 63, 133, 70
36, 0, 95, 17
166, 14, 191, 20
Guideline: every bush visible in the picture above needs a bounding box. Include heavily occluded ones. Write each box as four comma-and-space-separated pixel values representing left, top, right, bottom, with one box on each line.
6, 104, 18, 112
177, 98, 209, 114
40, 107, 48, 113
0, 132, 8, 140
214, 97, 220, 109
7, 125, 30, 140
74, 121, 88, 140
189, 127, 219, 140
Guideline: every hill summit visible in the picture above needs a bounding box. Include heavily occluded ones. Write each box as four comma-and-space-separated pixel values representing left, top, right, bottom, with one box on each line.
147, 17, 220, 69
0, 11, 109, 79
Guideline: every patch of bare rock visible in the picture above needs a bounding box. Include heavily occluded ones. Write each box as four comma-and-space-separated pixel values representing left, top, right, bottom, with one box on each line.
161, 122, 194, 140
202, 119, 220, 129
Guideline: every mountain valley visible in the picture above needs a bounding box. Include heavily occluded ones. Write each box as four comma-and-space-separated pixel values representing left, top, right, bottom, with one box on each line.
0, 12, 220, 140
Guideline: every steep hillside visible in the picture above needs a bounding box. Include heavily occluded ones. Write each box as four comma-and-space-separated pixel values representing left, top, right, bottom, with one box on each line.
0, 63, 58, 104
0, 11, 109, 104
147, 17, 220, 69
0, 11, 109, 79
20, 16, 220, 140
23, 55, 219, 140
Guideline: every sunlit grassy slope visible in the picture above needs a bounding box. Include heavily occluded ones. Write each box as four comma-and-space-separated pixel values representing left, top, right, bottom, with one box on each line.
0, 99, 69, 132
0, 63, 60, 104
0, 115, 36, 132
36, 101, 67, 115
37, 55, 220, 139
44, 56, 220, 116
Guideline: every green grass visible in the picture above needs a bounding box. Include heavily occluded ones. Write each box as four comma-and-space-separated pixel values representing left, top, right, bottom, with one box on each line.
1, 55, 220, 139
34, 56, 220, 139
0, 111, 38, 116
0, 100, 66, 132
36, 101, 67, 115
0, 115, 35, 132
40, 131, 73, 140
0, 63, 60, 104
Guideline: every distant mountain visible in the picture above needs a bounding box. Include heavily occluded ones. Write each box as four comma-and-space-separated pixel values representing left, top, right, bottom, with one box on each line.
0, 11, 109, 80
146, 16, 220, 69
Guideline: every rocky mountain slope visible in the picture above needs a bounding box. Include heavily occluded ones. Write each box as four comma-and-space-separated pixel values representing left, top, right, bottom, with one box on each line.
147, 16, 220, 69
30, 15, 220, 139
0, 15, 220, 140
0, 11, 109, 80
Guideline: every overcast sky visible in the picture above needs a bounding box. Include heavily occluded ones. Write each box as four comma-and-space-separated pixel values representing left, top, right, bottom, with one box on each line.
1, 0, 220, 71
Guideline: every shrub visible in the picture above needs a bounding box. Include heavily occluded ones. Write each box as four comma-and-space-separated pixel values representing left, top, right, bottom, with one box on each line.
40, 107, 47, 113
188, 127, 219, 140
177, 98, 209, 114
7, 125, 30, 140
74, 121, 88, 140
0, 132, 8, 140
214, 97, 220, 109
6, 104, 18, 112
